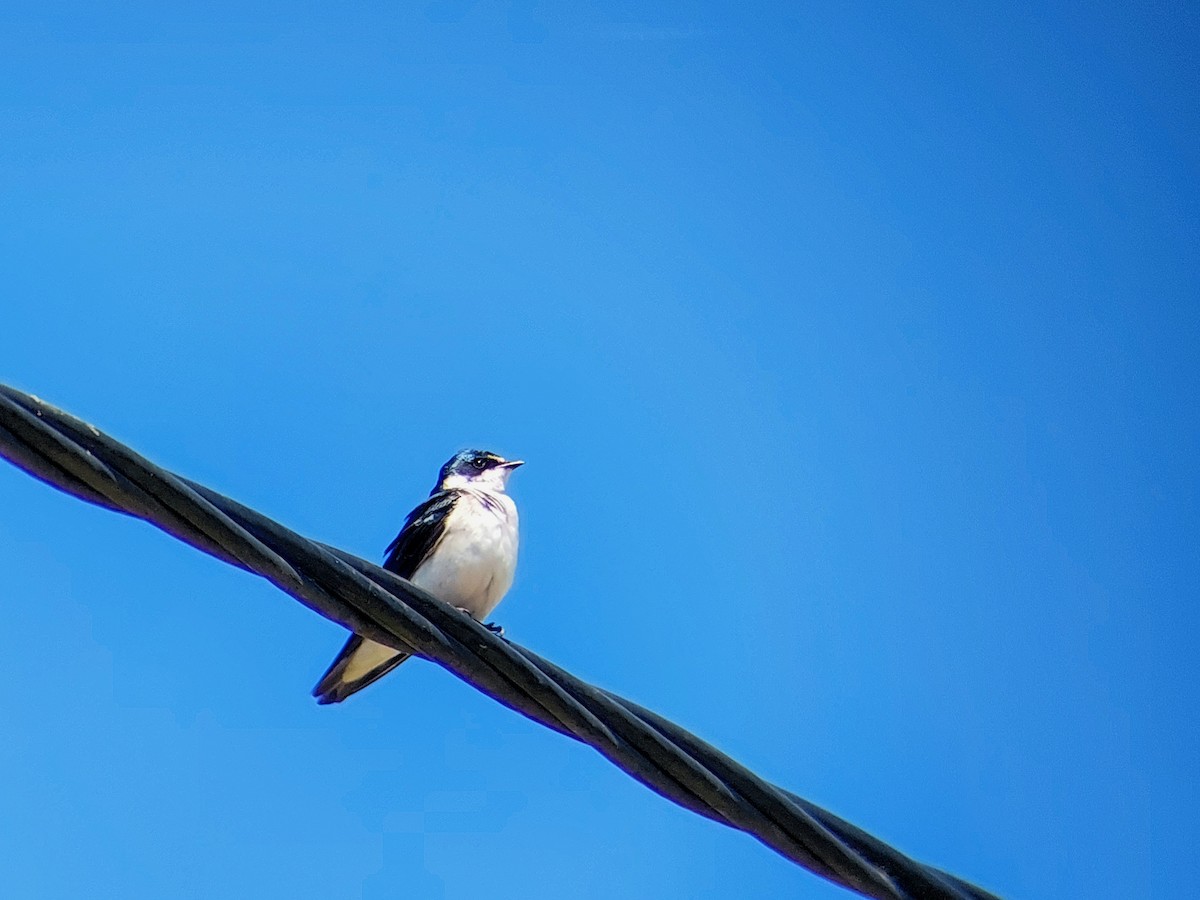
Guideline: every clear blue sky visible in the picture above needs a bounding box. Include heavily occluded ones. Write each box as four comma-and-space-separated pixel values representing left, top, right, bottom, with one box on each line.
0, 3, 1195, 898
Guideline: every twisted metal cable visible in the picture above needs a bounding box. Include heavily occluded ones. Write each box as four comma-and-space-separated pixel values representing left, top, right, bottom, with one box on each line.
0, 383, 1000, 900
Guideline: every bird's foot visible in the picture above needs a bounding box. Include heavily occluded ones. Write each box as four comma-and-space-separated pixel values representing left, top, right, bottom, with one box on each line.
452, 607, 504, 638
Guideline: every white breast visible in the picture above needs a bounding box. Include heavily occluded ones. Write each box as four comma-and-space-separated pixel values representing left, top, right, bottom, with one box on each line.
409, 488, 519, 620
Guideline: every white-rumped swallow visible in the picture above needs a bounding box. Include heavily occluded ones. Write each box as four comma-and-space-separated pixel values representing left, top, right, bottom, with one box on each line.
312, 449, 522, 704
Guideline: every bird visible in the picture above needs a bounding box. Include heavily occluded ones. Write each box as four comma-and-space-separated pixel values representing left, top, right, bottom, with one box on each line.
312, 449, 523, 704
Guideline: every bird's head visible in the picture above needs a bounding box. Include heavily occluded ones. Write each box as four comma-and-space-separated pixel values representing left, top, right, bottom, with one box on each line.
437, 449, 524, 492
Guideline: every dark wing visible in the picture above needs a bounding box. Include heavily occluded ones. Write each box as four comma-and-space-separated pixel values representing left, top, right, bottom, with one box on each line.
310, 491, 459, 704
382, 490, 459, 579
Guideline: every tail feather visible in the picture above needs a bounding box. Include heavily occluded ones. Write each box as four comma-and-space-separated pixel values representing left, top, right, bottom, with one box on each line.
312, 633, 411, 704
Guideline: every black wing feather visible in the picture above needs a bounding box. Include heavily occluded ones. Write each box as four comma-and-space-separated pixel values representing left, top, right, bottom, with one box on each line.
310, 490, 460, 704
383, 490, 459, 579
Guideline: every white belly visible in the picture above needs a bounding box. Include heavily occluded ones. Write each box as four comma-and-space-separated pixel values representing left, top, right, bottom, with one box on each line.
411, 489, 519, 620
333, 489, 518, 688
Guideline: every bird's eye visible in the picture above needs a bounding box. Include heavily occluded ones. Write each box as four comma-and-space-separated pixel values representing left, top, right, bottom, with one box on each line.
473, 458, 487, 469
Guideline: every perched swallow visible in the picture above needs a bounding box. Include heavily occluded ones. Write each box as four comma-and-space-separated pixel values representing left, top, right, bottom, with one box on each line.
312, 449, 523, 704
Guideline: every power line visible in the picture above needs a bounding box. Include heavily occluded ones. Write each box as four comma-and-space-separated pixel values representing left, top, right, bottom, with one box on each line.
0, 383, 1000, 900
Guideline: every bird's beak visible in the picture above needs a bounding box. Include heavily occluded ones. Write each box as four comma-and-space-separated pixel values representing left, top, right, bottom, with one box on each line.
499, 459, 525, 469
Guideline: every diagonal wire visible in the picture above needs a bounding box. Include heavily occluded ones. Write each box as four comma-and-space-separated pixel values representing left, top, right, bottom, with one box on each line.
0, 383, 1002, 900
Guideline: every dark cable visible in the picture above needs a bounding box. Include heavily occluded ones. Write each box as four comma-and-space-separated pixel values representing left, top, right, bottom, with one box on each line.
0, 384, 1001, 900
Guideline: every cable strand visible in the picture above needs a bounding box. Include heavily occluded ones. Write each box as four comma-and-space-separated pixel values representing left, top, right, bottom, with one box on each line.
0, 383, 1000, 900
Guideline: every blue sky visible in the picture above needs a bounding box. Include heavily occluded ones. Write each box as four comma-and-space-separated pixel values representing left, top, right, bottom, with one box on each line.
0, 2, 1195, 898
